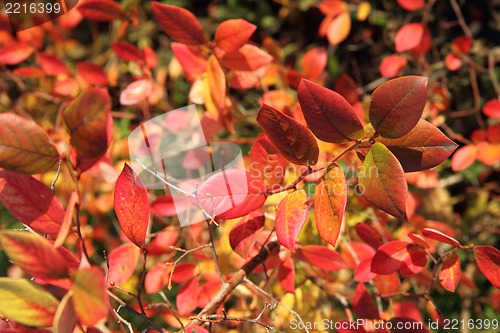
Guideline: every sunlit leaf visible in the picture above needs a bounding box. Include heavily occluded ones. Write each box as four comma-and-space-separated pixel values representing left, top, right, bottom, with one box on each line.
54, 292, 78, 333
370, 241, 408, 274
229, 210, 265, 258
301, 47, 327, 81
0, 113, 59, 174
114, 164, 149, 249
395, 23, 424, 52
249, 134, 288, 191
451, 145, 477, 171
0, 278, 59, 327
358, 142, 408, 220
72, 267, 108, 327
215, 19, 256, 52
78, 0, 126, 21
473, 245, 500, 288
439, 253, 461, 292
421, 228, 461, 247
220, 44, 273, 71
369, 76, 428, 139
397, 0, 425, 11
0, 42, 34, 65
295, 245, 348, 271
314, 164, 347, 247
76, 62, 109, 86
379, 54, 407, 78
276, 189, 309, 251
207, 55, 226, 112
152, 3, 207, 45
278, 256, 295, 294
298, 79, 365, 143
482, 98, 500, 118
177, 277, 199, 315
326, 11, 351, 45
377, 119, 458, 172
107, 243, 140, 286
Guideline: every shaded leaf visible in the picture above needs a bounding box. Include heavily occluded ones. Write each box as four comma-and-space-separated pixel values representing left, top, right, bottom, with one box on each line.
400, 244, 427, 275
215, 19, 256, 52
278, 256, 295, 294
295, 245, 348, 271
371, 241, 408, 275
107, 243, 140, 286
439, 253, 461, 292
78, 0, 126, 22
53, 292, 78, 333
276, 189, 309, 251
369, 76, 428, 139
185, 326, 209, 333
377, 119, 458, 172
114, 164, 149, 248
177, 278, 199, 315
76, 62, 109, 86
301, 47, 327, 81
0, 113, 59, 174
220, 44, 273, 71
0, 278, 59, 327
257, 104, 319, 165
354, 257, 377, 282
111, 42, 143, 62
352, 283, 379, 319
355, 223, 384, 249
0, 171, 64, 234
473, 245, 500, 288
314, 164, 347, 247
229, 210, 265, 258
334, 73, 360, 106
72, 267, 108, 327
298, 79, 364, 143
249, 134, 288, 191
37, 53, 70, 76
358, 142, 408, 220
63, 88, 112, 172
152, 3, 207, 45
421, 228, 461, 247
54, 191, 79, 247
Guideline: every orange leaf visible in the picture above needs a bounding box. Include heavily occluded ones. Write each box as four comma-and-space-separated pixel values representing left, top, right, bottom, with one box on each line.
54, 191, 79, 247
171, 43, 207, 82
439, 253, 461, 292
482, 98, 500, 118
114, 164, 149, 248
276, 189, 309, 251
207, 55, 226, 112
152, 3, 207, 45
451, 145, 477, 171
220, 44, 273, 71
326, 11, 351, 45
314, 164, 347, 247
76, 62, 109, 86
257, 104, 319, 165
37, 53, 70, 76
72, 267, 108, 327
249, 134, 288, 192
474, 245, 500, 288
215, 19, 256, 52
0, 113, 59, 174
0, 42, 34, 65
445, 53, 462, 71
301, 47, 327, 81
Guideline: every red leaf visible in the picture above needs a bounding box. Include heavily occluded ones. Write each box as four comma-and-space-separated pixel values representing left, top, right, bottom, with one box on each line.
473, 245, 500, 288
377, 119, 458, 172
63, 88, 112, 172
119, 79, 153, 105
215, 19, 256, 52
354, 257, 377, 282
298, 79, 365, 143
142, 46, 158, 68
78, 0, 126, 22
195, 169, 266, 220
144, 262, 172, 294
152, 3, 207, 45
0, 43, 34, 65
54, 191, 79, 248
171, 43, 207, 82
451, 145, 477, 171
229, 210, 265, 258
355, 223, 384, 249
301, 47, 327, 81
369, 76, 428, 139
146, 227, 178, 256
358, 142, 408, 220
197, 280, 222, 308
207, 55, 226, 112
278, 256, 295, 294
176, 278, 199, 315
276, 189, 309, 251
185, 326, 209, 333
111, 42, 143, 62
249, 134, 288, 192
107, 243, 140, 286
334, 73, 360, 106
314, 164, 348, 247
371, 241, 409, 274
439, 253, 461, 292
0, 171, 64, 234
72, 267, 108, 326
220, 44, 273, 71
445, 53, 462, 71
114, 164, 149, 248
295, 245, 348, 271
395, 23, 424, 52
421, 228, 461, 247
400, 244, 427, 275
379, 54, 407, 77
451, 36, 472, 54
0, 113, 59, 174
53, 292, 78, 333
12, 67, 45, 77
397, 0, 425, 11
482, 98, 500, 118
77, 62, 109, 86
150, 195, 188, 217
0, 231, 73, 284
171, 263, 196, 283
352, 283, 379, 319
37, 53, 70, 76
257, 104, 319, 165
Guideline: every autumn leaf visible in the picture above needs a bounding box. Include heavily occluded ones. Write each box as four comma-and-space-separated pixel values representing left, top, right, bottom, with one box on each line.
37, 53, 70, 76
301, 47, 327, 81
326, 11, 351, 45
111, 42, 143, 62
298, 79, 364, 143
114, 164, 149, 248
76, 62, 109, 86
220, 44, 273, 71
215, 19, 256, 52
369, 76, 428, 139
152, 3, 207, 45
439, 253, 461, 292
421, 228, 461, 247
177, 277, 199, 315
0, 113, 59, 174
371, 241, 427, 275
380, 54, 407, 78
295, 245, 348, 271
352, 283, 379, 319
276, 189, 310, 251
53, 292, 78, 333
229, 210, 265, 258
395, 23, 425, 52
397, 0, 425, 11
473, 245, 500, 288
72, 267, 108, 326
358, 142, 408, 220
278, 256, 296, 294
207, 55, 226, 112
257, 104, 319, 165
451, 145, 477, 171
107, 243, 140, 286
249, 134, 288, 191
377, 119, 458, 172
78, 0, 126, 22
0, 278, 59, 327
314, 164, 347, 247
0, 42, 34, 65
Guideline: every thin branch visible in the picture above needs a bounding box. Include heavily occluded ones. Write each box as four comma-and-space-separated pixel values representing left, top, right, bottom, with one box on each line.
193, 304, 275, 332
488, 51, 500, 98
157, 291, 185, 330
449, 0, 473, 38
50, 160, 63, 193
166, 244, 211, 290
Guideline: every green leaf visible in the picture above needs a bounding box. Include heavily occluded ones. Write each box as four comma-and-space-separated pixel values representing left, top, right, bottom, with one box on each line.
358, 142, 408, 220
0, 278, 59, 327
